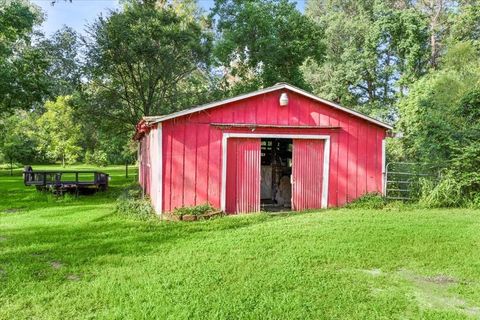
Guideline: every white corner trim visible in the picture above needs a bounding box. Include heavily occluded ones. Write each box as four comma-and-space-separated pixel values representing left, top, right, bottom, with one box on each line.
220, 133, 331, 212
146, 84, 393, 130
381, 139, 386, 196
321, 138, 330, 209
157, 123, 163, 215
220, 134, 228, 212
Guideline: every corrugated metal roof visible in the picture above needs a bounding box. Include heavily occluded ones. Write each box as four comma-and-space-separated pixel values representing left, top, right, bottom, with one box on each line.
144, 83, 393, 130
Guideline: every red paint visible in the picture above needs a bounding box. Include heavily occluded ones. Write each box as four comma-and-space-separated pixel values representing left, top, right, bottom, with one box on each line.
138, 87, 389, 214
292, 139, 324, 210
226, 138, 261, 213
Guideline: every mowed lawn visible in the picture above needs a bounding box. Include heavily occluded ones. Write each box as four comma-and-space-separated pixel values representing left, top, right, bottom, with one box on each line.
1, 166, 480, 319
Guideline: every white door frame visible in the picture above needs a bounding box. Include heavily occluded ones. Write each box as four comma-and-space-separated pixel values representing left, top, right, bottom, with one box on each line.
221, 133, 331, 212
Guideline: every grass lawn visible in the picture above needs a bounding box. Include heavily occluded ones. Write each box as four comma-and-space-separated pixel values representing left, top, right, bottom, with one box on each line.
1, 165, 480, 319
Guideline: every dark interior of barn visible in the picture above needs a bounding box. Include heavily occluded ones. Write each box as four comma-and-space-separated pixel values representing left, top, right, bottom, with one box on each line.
260, 138, 292, 211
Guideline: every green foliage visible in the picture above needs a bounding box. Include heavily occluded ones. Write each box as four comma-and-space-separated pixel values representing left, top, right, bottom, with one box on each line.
0, 0, 50, 116
115, 184, 154, 219
397, 41, 480, 164
37, 26, 82, 97
0, 111, 38, 166
345, 193, 386, 210
173, 203, 215, 217
212, 0, 324, 91
303, 0, 430, 121
84, 149, 109, 167
84, 1, 213, 131
420, 143, 480, 208
36, 96, 82, 166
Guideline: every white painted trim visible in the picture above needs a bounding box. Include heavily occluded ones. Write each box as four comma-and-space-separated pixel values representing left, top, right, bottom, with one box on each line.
146, 83, 393, 130
381, 139, 386, 196
220, 133, 228, 212
322, 138, 330, 208
157, 123, 163, 215
220, 132, 331, 212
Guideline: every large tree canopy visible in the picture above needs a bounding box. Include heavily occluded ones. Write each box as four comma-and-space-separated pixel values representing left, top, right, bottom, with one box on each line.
0, 0, 50, 117
84, 0, 213, 130
211, 0, 325, 92
303, 0, 430, 121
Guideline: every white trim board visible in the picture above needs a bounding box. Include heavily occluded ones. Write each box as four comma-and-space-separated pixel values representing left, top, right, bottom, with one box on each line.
157, 123, 163, 215
144, 83, 393, 130
220, 133, 331, 212
381, 139, 386, 196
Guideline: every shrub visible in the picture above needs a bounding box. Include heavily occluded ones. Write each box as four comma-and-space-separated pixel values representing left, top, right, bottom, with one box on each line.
419, 143, 480, 208
345, 193, 386, 209
173, 203, 215, 217
115, 184, 154, 219
85, 150, 109, 167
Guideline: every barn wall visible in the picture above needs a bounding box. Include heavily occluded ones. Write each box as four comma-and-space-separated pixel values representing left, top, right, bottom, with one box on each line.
161, 89, 386, 213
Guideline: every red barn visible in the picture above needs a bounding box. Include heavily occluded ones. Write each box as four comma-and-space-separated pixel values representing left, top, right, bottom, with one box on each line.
135, 83, 392, 215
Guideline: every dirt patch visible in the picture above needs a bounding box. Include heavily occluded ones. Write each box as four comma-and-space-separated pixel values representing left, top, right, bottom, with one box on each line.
363, 268, 383, 276
2, 208, 24, 214
424, 275, 457, 285
50, 261, 63, 270
398, 269, 480, 317
66, 274, 81, 281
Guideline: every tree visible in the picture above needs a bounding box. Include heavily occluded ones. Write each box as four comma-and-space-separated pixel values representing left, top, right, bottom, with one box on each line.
397, 41, 480, 163
84, 0, 213, 130
36, 96, 82, 166
0, 0, 51, 117
38, 26, 83, 97
211, 0, 324, 92
303, 0, 430, 121
0, 112, 38, 174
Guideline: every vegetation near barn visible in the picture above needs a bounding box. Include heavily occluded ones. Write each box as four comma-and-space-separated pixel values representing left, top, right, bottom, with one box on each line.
2, 166, 480, 319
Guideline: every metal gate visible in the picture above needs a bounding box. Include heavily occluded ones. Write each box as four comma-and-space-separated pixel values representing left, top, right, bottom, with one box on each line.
384, 162, 441, 201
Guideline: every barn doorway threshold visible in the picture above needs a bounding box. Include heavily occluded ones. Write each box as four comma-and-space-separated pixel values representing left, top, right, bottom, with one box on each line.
260, 138, 292, 212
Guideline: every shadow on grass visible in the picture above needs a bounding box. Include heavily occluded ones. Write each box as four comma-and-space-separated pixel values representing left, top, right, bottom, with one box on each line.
0, 207, 299, 282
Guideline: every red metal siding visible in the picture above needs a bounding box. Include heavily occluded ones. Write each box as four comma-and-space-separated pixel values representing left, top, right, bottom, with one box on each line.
160, 89, 387, 212
225, 138, 261, 213
292, 139, 325, 210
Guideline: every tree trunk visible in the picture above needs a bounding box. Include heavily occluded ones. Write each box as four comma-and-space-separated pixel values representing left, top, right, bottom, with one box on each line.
62, 154, 65, 168
125, 162, 129, 178
10, 158, 13, 176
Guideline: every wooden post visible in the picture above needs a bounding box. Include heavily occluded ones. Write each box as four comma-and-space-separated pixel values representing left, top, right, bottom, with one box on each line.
10, 158, 13, 176
126, 162, 129, 178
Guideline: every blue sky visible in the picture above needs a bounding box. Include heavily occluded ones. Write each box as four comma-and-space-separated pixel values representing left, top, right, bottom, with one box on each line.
32, 0, 305, 36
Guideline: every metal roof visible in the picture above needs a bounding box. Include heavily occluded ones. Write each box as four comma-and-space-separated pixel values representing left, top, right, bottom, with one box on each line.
144, 83, 393, 130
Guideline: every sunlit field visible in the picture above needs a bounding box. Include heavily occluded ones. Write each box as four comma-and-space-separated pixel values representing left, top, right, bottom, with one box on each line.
1, 165, 480, 319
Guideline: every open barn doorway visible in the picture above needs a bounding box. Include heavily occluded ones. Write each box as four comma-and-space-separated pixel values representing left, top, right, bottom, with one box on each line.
260, 138, 292, 211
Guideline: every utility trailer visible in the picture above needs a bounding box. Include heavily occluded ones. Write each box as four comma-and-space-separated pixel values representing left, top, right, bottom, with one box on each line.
23, 167, 109, 195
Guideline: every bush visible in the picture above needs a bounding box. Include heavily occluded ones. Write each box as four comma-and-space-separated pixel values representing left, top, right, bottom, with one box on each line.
115, 184, 154, 219
419, 143, 480, 208
173, 203, 215, 217
345, 193, 386, 209
85, 150, 109, 167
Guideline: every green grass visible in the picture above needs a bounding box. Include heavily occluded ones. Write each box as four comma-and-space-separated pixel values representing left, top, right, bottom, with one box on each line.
1, 165, 480, 319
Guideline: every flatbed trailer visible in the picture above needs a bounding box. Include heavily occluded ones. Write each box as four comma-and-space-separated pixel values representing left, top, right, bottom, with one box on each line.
23, 168, 109, 195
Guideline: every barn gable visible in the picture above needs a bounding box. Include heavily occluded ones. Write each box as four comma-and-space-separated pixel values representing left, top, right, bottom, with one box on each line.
143, 83, 392, 130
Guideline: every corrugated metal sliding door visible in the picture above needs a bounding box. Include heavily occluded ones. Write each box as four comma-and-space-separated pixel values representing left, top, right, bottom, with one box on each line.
226, 138, 261, 214
292, 139, 325, 211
